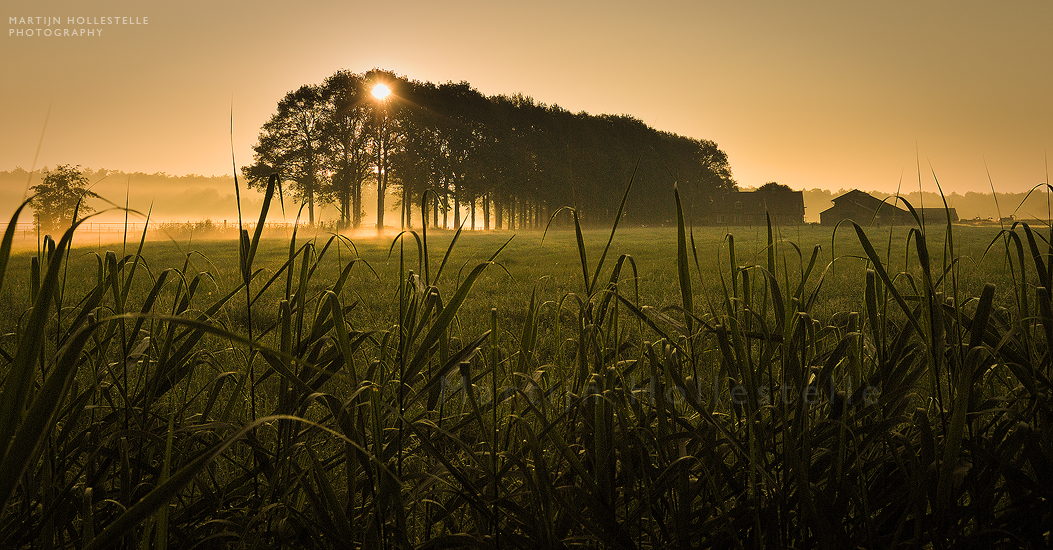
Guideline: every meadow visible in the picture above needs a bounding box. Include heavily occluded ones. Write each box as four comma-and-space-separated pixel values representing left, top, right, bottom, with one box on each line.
0, 184, 1050, 548
3, 221, 1018, 348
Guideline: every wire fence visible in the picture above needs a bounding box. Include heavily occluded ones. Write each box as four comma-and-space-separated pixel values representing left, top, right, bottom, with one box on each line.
4, 222, 338, 246
10, 221, 318, 235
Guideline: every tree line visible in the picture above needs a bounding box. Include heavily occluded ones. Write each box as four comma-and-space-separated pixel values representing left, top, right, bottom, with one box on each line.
243, 69, 737, 229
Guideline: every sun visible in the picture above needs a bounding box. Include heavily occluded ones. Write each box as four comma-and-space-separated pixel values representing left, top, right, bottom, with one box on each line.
372, 83, 391, 100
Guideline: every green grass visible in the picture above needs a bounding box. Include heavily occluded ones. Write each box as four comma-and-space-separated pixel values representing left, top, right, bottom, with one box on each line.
2, 224, 1018, 349
0, 186, 1050, 549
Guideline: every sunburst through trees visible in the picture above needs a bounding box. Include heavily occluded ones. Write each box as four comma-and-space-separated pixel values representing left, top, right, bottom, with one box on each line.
244, 69, 736, 230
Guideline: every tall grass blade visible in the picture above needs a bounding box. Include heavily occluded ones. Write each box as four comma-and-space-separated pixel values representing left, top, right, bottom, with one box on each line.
0, 299, 103, 509
0, 200, 31, 295
0, 222, 82, 463
587, 171, 635, 294
84, 416, 307, 550
675, 187, 694, 337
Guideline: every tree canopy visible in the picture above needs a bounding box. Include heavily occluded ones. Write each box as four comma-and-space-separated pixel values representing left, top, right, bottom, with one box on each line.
757, 181, 794, 194
244, 69, 736, 229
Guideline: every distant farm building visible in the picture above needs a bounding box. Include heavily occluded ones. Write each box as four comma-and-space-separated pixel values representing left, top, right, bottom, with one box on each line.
710, 184, 805, 225
819, 190, 958, 226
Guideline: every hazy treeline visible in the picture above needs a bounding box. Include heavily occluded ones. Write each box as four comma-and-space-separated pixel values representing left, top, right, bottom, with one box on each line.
4, 166, 1047, 228
242, 69, 736, 229
0, 168, 269, 224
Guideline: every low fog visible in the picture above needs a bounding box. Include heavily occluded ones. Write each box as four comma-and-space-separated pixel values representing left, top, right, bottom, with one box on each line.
3, 168, 1051, 230
0, 168, 359, 226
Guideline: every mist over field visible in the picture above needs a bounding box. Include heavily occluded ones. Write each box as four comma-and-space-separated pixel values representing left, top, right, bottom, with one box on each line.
1, 168, 267, 224
3, 167, 1048, 226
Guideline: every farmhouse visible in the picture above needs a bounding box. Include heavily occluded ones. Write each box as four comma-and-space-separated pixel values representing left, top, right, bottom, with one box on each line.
710, 183, 805, 225
819, 190, 958, 226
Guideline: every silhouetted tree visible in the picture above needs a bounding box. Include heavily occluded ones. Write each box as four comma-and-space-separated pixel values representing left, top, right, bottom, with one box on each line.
435, 81, 488, 229
321, 71, 373, 228
30, 165, 99, 232
243, 84, 328, 224
389, 79, 442, 229
247, 69, 737, 229
363, 69, 406, 231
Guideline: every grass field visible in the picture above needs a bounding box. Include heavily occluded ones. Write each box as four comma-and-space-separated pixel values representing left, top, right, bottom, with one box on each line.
1, 186, 1050, 548
2, 222, 1019, 343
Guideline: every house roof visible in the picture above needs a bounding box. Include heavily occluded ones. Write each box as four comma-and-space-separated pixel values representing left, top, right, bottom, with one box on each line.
822, 190, 959, 224
831, 190, 909, 214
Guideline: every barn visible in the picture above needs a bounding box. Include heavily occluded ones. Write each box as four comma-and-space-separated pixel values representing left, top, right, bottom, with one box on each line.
709, 183, 805, 225
819, 190, 958, 226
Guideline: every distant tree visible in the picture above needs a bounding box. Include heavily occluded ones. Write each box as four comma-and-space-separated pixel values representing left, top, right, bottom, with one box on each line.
30, 165, 99, 232
757, 181, 794, 194
243, 84, 328, 224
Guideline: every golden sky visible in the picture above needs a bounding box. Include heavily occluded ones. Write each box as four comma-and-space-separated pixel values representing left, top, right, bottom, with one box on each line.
3, 0, 1051, 196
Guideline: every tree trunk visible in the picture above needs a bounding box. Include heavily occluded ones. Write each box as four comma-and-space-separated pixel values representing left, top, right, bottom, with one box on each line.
307, 175, 316, 225
483, 194, 490, 231
353, 169, 362, 229
376, 118, 387, 231
376, 173, 385, 231
341, 171, 350, 228
442, 187, 448, 229
402, 185, 411, 229
453, 180, 461, 229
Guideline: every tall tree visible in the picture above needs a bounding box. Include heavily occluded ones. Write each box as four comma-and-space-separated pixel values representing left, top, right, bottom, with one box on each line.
321, 71, 373, 228
430, 81, 487, 229
243, 84, 328, 224
389, 81, 441, 229
363, 69, 405, 231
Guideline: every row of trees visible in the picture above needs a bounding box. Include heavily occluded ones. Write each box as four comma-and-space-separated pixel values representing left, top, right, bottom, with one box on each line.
243, 69, 736, 229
